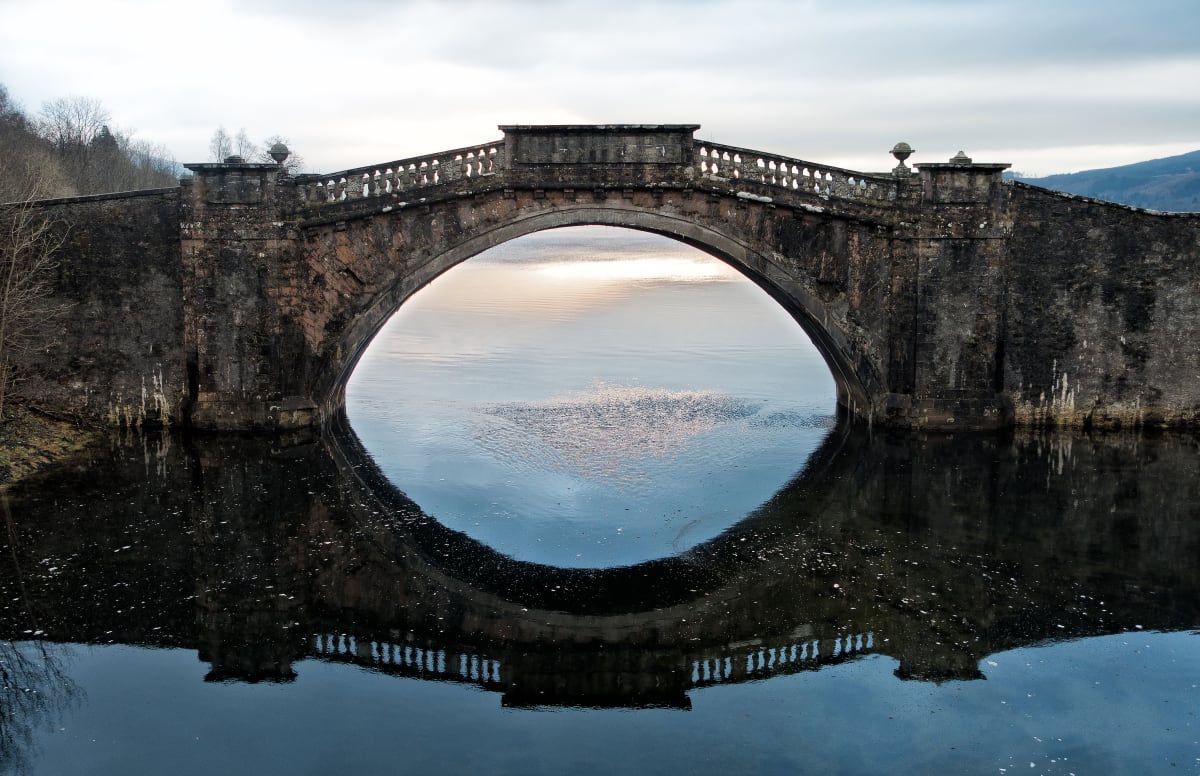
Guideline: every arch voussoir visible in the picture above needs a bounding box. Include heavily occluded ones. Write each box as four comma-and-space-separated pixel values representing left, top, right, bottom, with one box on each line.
307, 194, 891, 427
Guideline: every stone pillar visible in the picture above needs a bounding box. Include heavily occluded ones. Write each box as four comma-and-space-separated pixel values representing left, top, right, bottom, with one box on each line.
903, 154, 1014, 429
180, 159, 315, 430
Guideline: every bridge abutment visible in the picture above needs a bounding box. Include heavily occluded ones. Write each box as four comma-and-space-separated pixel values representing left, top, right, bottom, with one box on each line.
181, 159, 316, 430
891, 157, 1015, 428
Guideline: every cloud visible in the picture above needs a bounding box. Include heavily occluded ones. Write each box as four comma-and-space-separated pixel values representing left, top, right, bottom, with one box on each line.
0, 0, 1196, 174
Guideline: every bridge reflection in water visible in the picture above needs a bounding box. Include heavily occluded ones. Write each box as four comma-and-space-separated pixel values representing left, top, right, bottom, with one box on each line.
307, 628, 876, 710
1, 419, 1198, 711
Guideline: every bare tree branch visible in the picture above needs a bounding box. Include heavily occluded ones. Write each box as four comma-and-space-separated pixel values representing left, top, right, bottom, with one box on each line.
234, 128, 257, 161
0, 178, 70, 420
209, 126, 231, 162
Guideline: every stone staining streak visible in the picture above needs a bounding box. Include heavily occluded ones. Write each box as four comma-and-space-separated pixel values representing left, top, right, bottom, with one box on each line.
104, 369, 173, 428
1015, 359, 1079, 428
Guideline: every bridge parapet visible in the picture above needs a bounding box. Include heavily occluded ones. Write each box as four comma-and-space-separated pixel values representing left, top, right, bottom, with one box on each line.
306, 626, 882, 707
696, 141, 900, 204
289, 129, 904, 227
294, 140, 504, 205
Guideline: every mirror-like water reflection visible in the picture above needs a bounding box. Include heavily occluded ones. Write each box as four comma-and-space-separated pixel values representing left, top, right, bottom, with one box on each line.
1, 425, 1198, 773
346, 227, 836, 568
3, 227, 1198, 774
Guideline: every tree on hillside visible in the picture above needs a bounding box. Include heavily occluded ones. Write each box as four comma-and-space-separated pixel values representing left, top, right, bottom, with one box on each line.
86, 125, 123, 191
0, 86, 74, 201
29, 93, 177, 196
118, 134, 178, 189
80, 125, 178, 193
37, 96, 109, 191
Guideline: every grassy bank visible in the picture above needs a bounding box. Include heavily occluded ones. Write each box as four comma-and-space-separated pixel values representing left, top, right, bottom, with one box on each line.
0, 406, 100, 485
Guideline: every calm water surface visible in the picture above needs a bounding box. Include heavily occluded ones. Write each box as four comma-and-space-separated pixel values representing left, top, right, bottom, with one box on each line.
1, 228, 1198, 775
346, 227, 836, 567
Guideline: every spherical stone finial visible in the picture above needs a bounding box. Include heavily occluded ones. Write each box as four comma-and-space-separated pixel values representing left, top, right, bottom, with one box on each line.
950, 150, 973, 164
269, 143, 291, 164
890, 142, 914, 163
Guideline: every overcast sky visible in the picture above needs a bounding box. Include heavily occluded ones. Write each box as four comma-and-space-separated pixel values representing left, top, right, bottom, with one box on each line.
1, 0, 1197, 176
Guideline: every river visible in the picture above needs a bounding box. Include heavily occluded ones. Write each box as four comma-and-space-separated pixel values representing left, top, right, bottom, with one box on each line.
0, 227, 1197, 774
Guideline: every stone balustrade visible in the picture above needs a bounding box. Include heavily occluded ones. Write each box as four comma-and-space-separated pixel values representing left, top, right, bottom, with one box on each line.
688, 632, 876, 688
309, 628, 875, 696
312, 632, 503, 686
293, 137, 897, 211
295, 141, 505, 204
696, 141, 898, 203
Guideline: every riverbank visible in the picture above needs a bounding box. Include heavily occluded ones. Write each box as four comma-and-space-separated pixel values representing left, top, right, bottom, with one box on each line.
0, 406, 99, 485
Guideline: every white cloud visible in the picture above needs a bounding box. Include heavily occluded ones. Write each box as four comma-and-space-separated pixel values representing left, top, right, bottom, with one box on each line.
1, 0, 1196, 175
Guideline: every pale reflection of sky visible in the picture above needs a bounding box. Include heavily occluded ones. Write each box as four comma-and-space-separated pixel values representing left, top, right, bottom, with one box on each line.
534, 256, 736, 283
28, 632, 1200, 775
380, 228, 742, 330
348, 225, 836, 568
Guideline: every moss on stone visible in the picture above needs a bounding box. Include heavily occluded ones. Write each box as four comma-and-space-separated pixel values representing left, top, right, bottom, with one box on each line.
0, 406, 99, 485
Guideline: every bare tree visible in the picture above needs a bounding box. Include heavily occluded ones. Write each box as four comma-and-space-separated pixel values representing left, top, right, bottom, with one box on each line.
36, 96, 108, 150
211, 127, 259, 161
0, 180, 67, 421
36, 96, 110, 191
209, 126, 232, 161
0, 635, 77, 773
233, 128, 258, 160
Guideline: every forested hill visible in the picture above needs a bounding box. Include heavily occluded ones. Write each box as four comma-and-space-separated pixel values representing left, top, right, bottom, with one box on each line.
1016, 150, 1200, 213
0, 84, 178, 202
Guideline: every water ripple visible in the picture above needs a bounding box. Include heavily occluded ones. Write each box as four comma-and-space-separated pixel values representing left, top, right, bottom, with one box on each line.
479, 382, 759, 482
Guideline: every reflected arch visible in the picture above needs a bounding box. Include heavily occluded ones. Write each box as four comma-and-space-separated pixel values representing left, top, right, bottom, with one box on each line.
316, 204, 880, 422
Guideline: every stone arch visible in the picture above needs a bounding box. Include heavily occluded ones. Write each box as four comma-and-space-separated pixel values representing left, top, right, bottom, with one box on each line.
316, 203, 880, 421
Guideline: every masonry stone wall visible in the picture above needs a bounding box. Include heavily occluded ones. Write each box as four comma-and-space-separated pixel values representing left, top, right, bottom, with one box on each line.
18, 189, 186, 426
1004, 183, 1200, 428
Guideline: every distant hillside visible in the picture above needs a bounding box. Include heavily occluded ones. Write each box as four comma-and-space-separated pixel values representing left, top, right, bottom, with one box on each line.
1015, 150, 1200, 213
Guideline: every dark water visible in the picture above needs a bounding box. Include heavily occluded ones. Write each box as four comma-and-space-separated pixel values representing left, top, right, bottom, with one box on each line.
2, 229, 1198, 775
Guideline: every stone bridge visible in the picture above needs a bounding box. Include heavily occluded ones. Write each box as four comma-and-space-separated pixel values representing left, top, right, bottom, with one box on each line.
14, 124, 1200, 430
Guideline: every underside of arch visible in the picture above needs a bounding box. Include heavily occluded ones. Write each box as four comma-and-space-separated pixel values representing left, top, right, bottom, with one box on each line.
321, 204, 878, 422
